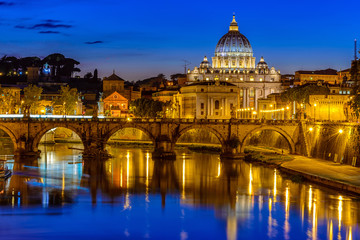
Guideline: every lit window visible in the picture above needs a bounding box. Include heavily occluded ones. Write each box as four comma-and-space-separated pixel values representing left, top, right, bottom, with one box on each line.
259, 78, 263, 81
347, 91, 350, 94
339, 91, 342, 94
240, 77, 244, 81
206, 77, 209, 81
250, 76, 254, 81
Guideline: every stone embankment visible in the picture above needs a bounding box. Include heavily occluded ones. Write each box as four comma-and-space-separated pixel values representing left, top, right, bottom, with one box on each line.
245, 147, 360, 195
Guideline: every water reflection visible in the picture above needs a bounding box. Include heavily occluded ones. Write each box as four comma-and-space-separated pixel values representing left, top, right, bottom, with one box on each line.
0, 144, 359, 239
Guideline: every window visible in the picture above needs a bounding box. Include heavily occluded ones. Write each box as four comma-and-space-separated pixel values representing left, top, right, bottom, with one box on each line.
240, 77, 244, 81
230, 89, 233, 92
332, 90, 336, 93
250, 77, 254, 81
215, 100, 220, 110
250, 88, 254, 97
201, 111, 204, 115
201, 103, 204, 109
259, 78, 263, 81
201, 88, 204, 92
339, 91, 342, 94
230, 103, 233, 110
347, 91, 350, 94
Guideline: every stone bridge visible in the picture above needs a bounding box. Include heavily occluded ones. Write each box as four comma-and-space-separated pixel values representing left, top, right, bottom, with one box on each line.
0, 117, 309, 159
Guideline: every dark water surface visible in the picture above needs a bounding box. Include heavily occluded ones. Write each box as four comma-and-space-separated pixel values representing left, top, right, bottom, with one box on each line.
0, 144, 359, 240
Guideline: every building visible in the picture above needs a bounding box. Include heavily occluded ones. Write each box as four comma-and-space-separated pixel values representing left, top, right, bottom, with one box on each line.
186, 15, 282, 110
103, 91, 128, 117
175, 81, 238, 119
294, 68, 338, 85
102, 72, 141, 101
257, 93, 292, 120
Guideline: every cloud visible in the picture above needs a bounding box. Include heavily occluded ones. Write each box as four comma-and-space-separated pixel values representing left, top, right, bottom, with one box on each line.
30, 23, 72, 29
39, 30, 60, 34
44, 19, 62, 23
0, 1, 15, 6
14, 20, 72, 30
84, 41, 104, 45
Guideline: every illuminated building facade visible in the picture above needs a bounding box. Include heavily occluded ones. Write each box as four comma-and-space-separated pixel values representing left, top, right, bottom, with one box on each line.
187, 15, 282, 110
175, 81, 238, 119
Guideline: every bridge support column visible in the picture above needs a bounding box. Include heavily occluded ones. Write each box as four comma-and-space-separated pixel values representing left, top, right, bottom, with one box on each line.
152, 135, 176, 160
220, 136, 244, 160
14, 135, 40, 159
82, 140, 111, 160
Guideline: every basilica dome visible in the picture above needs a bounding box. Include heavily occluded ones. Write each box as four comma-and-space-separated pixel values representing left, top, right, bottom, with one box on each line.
214, 15, 253, 57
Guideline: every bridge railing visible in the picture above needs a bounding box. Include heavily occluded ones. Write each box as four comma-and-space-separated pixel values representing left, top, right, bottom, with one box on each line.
0, 116, 355, 125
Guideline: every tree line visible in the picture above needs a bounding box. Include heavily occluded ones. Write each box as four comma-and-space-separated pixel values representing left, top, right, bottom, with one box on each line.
0, 85, 79, 115
0, 53, 80, 79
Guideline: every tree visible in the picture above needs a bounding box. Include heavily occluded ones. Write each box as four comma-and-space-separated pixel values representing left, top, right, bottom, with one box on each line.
129, 98, 165, 118
349, 57, 360, 118
42, 53, 65, 77
22, 85, 43, 116
350, 59, 360, 85
84, 72, 93, 79
281, 85, 330, 105
53, 85, 79, 115
93, 69, 98, 80
281, 84, 329, 119
0, 88, 19, 114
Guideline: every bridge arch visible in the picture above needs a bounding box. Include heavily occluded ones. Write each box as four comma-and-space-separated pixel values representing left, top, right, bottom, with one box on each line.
32, 125, 85, 152
173, 125, 225, 147
241, 126, 295, 154
104, 124, 156, 146
0, 124, 18, 150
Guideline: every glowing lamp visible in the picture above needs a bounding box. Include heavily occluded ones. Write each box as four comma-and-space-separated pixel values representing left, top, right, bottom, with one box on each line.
309, 127, 313, 132
338, 129, 343, 134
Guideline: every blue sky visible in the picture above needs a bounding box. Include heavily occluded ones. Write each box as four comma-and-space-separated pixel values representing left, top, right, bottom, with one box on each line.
0, 0, 358, 81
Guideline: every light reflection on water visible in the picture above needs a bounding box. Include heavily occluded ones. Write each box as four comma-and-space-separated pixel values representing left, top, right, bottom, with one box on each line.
0, 144, 359, 239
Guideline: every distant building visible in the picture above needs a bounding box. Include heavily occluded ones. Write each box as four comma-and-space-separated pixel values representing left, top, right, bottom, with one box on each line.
102, 73, 141, 101
257, 93, 292, 120
294, 68, 338, 85
102, 91, 128, 117
186, 15, 282, 110
175, 81, 238, 119
152, 89, 179, 103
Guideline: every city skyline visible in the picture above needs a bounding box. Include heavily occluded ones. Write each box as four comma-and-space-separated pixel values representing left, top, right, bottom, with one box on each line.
0, 0, 358, 81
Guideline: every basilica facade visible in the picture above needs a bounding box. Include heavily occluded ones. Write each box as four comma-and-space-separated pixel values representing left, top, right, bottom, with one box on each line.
186, 15, 282, 110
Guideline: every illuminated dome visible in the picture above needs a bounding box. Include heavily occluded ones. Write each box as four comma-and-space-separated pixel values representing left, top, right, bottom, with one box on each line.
214, 15, 253, 57
256, 57, 268, 69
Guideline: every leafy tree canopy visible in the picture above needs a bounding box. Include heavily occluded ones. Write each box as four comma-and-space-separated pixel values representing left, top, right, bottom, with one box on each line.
53, 85, 79, 115
281, 84, 330, 104
23, 85, 43, 115
129, 98, 166, 118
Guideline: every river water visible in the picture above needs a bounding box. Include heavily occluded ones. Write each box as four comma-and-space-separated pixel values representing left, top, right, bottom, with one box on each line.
0, 143, 359, 240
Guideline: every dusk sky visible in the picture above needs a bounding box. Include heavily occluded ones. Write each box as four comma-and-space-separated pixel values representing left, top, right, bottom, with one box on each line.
0, 0, 358, 81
